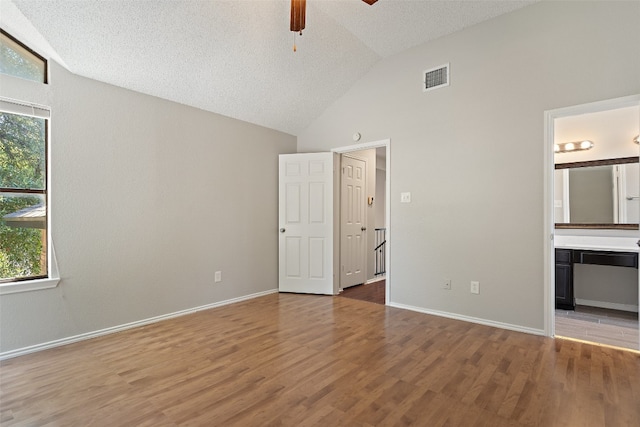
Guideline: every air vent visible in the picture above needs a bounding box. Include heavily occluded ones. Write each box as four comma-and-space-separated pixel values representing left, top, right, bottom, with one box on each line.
423, 63, 449, 92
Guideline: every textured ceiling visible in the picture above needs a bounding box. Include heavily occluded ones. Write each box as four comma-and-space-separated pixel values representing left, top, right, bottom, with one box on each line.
5, 0, 535, 135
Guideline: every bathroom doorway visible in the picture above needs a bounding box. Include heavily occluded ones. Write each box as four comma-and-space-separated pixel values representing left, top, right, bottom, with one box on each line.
546, 95, 640, 351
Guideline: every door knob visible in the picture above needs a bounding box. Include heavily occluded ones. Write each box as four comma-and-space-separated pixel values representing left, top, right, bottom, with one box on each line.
361, 227, 367, 231
280, 228, 286, 233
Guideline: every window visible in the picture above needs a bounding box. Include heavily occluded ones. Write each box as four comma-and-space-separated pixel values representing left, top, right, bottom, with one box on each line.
0, 106, 48, 283
0, 30, 54, 291
0, 29, 47, 83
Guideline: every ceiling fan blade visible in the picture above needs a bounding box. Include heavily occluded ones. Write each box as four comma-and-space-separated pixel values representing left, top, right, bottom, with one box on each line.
290, 0, 306, 33
362, 0, 378, 5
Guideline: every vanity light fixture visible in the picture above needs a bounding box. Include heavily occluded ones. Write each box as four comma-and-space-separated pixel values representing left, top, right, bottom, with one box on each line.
554, 140, 594, 153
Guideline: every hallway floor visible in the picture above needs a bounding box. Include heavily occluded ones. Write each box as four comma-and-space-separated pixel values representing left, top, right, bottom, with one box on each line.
339, 279, 385, 305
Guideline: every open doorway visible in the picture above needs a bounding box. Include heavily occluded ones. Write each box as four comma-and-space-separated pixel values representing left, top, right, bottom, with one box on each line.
333, 139, 390, 305
277, 139, 389, 300
545, 96, 640, 351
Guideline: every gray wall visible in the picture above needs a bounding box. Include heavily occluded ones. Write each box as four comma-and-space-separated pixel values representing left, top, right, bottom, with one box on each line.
574, 264, 638, 309
297, 1, 640, 331
0, 62, 296, 353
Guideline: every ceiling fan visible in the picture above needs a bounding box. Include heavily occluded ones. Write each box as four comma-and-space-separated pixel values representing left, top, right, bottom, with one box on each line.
290, 0, 378, 51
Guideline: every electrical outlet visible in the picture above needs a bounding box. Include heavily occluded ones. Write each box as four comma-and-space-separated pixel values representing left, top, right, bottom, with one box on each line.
443, 279, 452, 290
470, 281, 480, 294
214, 271, 222, 283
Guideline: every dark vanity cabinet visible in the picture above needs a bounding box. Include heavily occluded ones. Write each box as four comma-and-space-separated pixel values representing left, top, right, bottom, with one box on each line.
555, 249, 574, 310
554, 247, 638, 310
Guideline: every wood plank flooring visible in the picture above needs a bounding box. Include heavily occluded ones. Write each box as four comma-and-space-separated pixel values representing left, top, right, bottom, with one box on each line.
339, 279, 385, 305
2, 293, 640, 426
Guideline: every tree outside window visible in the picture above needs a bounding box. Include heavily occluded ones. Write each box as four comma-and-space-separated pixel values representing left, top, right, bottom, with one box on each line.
0, 111, 47, 282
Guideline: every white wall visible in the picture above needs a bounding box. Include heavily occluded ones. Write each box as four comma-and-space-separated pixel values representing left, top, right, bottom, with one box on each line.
297, 1, 640, 331
0, 62, 296, 353
554, 106, 639, 164
574, 264, 638, 311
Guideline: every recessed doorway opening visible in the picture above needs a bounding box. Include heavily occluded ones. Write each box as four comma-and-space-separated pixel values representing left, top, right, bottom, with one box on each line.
333, 139, 390, 305
544, 96, 640, 352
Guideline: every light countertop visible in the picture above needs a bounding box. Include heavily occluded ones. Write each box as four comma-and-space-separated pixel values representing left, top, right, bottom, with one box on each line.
554, 235, 639, 252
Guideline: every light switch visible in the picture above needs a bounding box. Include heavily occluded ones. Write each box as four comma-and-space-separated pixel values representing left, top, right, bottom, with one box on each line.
554, 200, 562, 208
400, 192, 411, 203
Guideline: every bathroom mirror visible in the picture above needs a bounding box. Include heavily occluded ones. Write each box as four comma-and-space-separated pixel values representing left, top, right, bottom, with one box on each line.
554, 157, 639, 229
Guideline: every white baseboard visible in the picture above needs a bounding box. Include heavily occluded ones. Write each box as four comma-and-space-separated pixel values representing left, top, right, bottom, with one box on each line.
388, 302, 545, 337
366, 276, 386, 284
0, 289, 278, 360
575, 299, 639, 313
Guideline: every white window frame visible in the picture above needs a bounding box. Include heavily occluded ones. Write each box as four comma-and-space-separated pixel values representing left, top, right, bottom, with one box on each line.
0, 97, 59, 295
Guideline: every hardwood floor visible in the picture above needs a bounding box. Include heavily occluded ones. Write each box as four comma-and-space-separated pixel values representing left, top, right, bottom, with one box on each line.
2, 293, 640, 426
339, 279, 385, 305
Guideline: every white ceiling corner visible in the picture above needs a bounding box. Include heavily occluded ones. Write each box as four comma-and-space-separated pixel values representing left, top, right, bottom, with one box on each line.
6, 0, 536, 135
0, 0, 68, 68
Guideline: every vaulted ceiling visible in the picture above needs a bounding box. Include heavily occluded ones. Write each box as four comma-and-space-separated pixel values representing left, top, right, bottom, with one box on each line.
4, 0, 535, 135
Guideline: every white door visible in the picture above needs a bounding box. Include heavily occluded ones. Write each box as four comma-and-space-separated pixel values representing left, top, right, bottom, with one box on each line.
278, 153, 335, 295
340, 155, 367, 288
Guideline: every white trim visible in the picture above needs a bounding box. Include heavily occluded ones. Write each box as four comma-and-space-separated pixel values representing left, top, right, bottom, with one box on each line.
0, 97, 57, 294
389, 302, 545, 337
0, 96, 50, 118
561, 169, 570, 223
0, 277, 58, 295
544, 109, 555, 337
0, 242, 60, 295
332, 139, 391, 305
575, 299, 639, 313
544, 94, 640, 339
547, 95, 640, 118
366, 276, 385, 284
0, 289, 278, 360
615, 165, 627, 223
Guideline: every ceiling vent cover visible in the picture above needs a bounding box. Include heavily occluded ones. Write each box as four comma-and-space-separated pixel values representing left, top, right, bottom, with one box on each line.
423, 63, 449, 92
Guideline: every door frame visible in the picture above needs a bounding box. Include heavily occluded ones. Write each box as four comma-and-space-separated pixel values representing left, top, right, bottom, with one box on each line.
543, 95, 640, 337
332, 139, 390, 304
